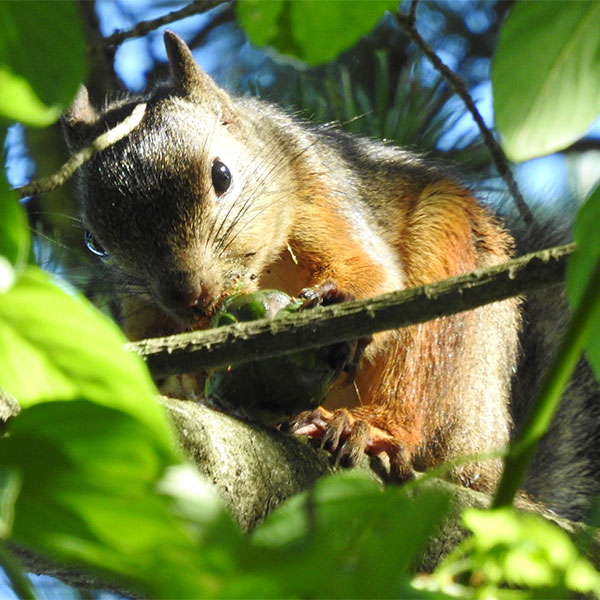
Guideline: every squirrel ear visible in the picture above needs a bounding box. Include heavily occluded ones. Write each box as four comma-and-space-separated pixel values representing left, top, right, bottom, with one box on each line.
163, 30, 236, 123
62, 85, 99, 151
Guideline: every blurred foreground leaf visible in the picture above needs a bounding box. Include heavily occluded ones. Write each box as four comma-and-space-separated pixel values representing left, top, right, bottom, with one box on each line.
0, 266, 175, 451
426, 507, 600, 598
231, 472, 449, 598
0, 172, 29, 284
1, 400, 241, 598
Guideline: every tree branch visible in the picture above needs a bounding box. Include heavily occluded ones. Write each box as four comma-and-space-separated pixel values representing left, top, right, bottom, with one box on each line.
128, 243, 574, 378
100, 0, 229, 48
395, 2, 534, 228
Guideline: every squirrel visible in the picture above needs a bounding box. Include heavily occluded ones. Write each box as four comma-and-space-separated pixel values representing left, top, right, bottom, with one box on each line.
62, 31, 591, 511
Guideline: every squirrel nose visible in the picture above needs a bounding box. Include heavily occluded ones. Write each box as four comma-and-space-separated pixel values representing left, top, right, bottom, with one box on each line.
159, 282, 206, 312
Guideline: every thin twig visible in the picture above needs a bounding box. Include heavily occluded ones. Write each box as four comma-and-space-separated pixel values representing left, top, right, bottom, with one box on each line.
395, 3, 534, 228
101, 0, 228, 47
128, 243, 573, 378
15, 103, 147, 199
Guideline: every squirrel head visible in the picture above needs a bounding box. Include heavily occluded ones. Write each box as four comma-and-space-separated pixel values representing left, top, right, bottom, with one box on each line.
62, 32, 294, 332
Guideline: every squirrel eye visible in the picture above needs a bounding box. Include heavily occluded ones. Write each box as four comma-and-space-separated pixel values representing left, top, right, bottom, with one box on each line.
211, 159, 232, 195
84, 230, 109, 258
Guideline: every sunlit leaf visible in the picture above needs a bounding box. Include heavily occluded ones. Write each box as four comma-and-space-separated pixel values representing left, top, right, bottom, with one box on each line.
0, 67, 61, 126
0, 468, 20, 539
234, 472, 449, 598
237, 0, 398, 65
493, 1, 600, 162
463, 508, 600, 594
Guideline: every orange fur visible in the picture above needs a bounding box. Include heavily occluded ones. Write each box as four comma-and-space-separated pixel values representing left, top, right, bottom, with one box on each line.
271, 179, 516, 489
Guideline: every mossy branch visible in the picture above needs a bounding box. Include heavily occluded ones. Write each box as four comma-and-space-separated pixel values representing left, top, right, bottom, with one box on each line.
128, 243, 574, 378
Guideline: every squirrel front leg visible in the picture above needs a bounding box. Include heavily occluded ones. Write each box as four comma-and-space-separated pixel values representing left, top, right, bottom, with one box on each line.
277, 200, 421, 480
286, 309, 423, 482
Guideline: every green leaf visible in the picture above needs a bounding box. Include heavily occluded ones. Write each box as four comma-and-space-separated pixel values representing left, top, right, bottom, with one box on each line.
0, 171, 30, 282
237, 0, 398, 65
158, 462, 242, 550
492, 1, 600, 162
236, 472, 449, 598
1, 401, 237, 598
0, 1, 85, 124
428, 507, 600, 598
566, 186, 600, 380
0, 67, 61, 126
463, 508, 600, 593
0, 266, 176, 452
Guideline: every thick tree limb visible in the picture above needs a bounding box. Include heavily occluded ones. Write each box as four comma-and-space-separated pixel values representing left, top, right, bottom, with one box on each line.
164, 397, 334, 531
128, 243, 574, 379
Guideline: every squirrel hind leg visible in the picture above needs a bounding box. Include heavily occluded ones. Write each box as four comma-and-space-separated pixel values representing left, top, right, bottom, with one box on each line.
287, 406, 415, 482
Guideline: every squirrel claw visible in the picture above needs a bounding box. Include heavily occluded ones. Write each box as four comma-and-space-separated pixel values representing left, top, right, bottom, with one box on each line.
300, 280, 353, 309
287, 407, 414, 482
389, 447, 415, 482
320, 409, 354, 454
336, 419, 370, 467
321, 416, 344, 452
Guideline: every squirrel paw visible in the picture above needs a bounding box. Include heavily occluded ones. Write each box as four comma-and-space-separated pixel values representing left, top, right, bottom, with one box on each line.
299, 281, 372, 382
287, 407, 415, 482
299, 279, 355, 308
